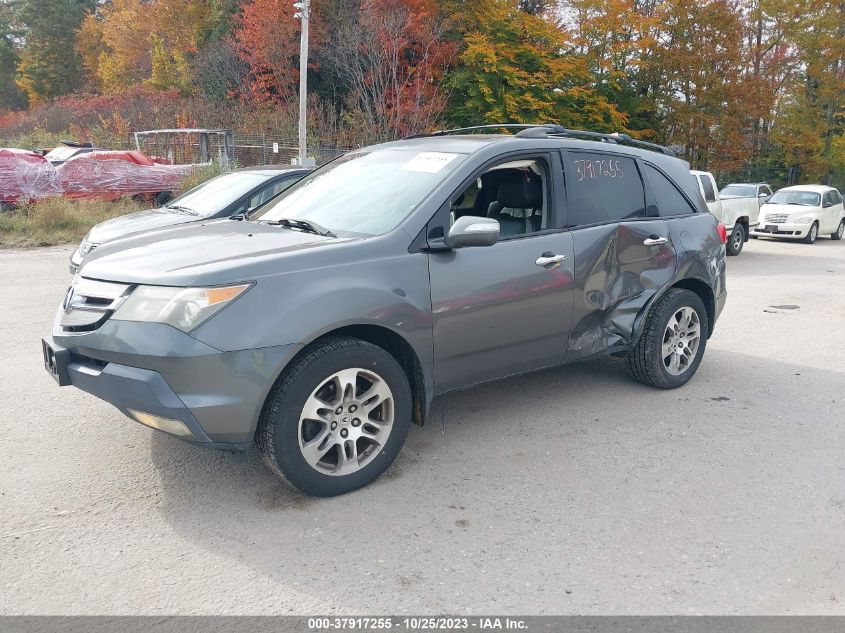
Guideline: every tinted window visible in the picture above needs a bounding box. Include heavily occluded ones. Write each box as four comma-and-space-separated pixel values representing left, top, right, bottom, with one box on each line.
566, 153, 645, 227
831, 190, 842, 205
648, 165, 697, 216
699, 176, 718, 202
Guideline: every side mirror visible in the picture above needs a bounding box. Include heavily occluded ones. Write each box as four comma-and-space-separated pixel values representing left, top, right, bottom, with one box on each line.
444, 216, 500, 248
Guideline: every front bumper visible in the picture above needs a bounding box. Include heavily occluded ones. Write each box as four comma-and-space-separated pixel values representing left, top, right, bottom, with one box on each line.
750, 223, 811, 239
45, 320, 303, 448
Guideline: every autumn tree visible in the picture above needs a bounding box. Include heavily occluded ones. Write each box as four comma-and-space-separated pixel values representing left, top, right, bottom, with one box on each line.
234, 0, 320, 102
444, 0, 625, 130
76, 0, 214, 94
323, 0, 456, 140
647, 0, 753, 171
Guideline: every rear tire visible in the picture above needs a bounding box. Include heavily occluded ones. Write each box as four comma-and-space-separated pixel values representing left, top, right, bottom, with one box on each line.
726, 225, 745, 256
626, 288, 709, 389
803, 222, 819, 244
257, 337, 412, 497
831, 220, 844, 241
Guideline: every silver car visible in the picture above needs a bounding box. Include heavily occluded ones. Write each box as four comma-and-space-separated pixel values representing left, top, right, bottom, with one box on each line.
69, 165, 311, 273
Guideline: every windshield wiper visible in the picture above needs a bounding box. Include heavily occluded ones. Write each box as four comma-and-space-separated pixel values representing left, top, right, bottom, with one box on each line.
165, 204, 199, 215
267, 217, 336, 238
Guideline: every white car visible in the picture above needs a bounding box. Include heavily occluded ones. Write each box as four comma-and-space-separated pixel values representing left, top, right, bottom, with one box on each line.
691, 171, 770, 256
750, 185, 845, 244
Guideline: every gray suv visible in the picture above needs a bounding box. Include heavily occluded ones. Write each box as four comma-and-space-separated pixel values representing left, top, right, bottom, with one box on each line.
42, 125, 727, 496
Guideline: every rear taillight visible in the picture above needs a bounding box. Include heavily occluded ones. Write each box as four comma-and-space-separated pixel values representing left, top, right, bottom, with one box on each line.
716, 222, 728, 244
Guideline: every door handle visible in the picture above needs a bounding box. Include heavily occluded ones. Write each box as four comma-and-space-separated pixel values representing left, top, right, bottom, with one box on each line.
535, 253, 567, 267
643, 236, 669, 246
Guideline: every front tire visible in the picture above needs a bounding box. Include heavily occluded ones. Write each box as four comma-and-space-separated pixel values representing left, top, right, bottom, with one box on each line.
831, 220, 845, 241
626, 289, 709, 389
726, 224, 745, 256
803, 222, 819, 244
257, 337, 412, 497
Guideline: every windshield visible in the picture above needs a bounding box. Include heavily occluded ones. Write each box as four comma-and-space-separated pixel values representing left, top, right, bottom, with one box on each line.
767, 190, 821, 206
44, 147, 81, 161
720, 184, 756, 197
252, 149, 468, 236
164, 171, 271, 216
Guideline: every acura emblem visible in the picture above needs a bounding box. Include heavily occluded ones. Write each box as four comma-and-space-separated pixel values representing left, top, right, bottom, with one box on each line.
62, 286, 75, 312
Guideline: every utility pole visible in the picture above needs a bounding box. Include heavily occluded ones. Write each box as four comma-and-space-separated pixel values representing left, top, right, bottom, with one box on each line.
293, 0, 315, 166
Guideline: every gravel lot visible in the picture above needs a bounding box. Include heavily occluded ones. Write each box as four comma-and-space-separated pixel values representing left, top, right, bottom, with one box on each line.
1, 239, 844, 615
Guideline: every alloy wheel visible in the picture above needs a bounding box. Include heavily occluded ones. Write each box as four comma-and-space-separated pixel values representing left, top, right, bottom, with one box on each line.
298, 368, 394, 476
662, 307, 701, 376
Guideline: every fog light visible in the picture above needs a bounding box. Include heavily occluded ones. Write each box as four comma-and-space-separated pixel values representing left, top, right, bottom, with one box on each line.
128, 409, 193, 438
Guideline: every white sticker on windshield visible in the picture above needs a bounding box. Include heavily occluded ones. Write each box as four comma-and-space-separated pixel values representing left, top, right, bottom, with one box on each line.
402, 152, 460, 173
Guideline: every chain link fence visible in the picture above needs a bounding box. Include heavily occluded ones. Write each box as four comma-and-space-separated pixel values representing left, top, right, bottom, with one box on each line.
126, 130, 354, 168
232, 133, 354, 167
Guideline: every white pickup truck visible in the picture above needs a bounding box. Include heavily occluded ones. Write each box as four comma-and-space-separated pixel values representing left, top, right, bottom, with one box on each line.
691, 171, 773, 255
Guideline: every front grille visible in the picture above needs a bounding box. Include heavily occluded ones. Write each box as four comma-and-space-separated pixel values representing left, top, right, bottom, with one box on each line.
765, 214, 789, 223
60, 278, 132, 333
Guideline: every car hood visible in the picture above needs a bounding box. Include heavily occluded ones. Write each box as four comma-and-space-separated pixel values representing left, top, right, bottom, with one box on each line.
760, 203, 819, 215
88, 208, 200, 244
80, 219, 343, 286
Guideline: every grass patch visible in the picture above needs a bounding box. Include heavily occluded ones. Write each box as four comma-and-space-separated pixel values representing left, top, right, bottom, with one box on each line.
0, 197, 148, 248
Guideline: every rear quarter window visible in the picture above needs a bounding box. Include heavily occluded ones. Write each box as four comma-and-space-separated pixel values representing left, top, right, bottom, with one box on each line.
697, 175, 717, 203
647, 165, 698, 216
565, 152, 646, 227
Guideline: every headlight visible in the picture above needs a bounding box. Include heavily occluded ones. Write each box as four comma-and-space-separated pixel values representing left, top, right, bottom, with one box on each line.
112, 283, 251, 332
793, 216, 814, 224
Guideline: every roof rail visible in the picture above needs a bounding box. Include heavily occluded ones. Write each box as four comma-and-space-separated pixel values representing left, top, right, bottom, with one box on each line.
404, 123, 566, 139
403, 123, 675, 157
538, 128, 675, 156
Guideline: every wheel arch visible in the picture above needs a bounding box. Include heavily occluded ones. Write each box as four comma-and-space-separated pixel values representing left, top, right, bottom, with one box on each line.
669, 278, 715, 338
258, 323, 431, 439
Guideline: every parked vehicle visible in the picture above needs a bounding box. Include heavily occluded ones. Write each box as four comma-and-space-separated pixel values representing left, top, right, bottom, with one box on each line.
750, 185, 845, 244
56, 150, 195, 203
691, 171, 771, 255
68, 165, 312, 273
43, 124, 727, 496
0, 148, 62, 208
42, 141, 106, 166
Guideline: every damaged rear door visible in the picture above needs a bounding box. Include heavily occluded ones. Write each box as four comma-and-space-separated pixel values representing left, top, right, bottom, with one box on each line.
560, 150, 677, 360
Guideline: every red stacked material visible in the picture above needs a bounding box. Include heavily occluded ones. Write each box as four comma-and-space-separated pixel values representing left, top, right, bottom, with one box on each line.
0, 148, 63, 204
57, 150, 194, 200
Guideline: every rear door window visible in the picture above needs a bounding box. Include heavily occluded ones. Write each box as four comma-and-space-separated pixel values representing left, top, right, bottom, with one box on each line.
647, 165, 698, 216
564, 152, 646, 227
697, 175, 717, 202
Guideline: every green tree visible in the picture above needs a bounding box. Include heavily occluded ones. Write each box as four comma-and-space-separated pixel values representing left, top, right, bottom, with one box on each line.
15, 0, 93, 104
0, 1, 27, 110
